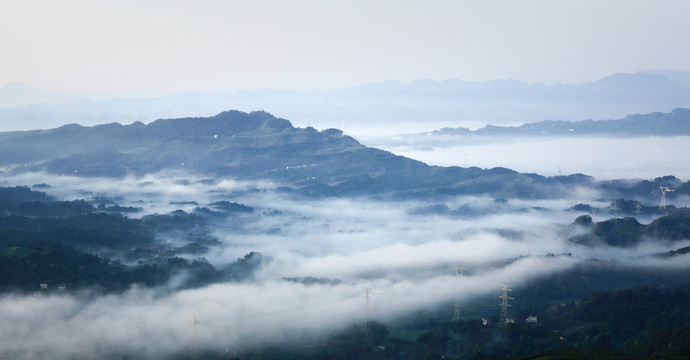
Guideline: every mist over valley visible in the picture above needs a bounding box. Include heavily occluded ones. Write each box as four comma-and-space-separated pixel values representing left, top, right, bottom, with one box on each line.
1, 107, 690, 359
3, 2, 690, 357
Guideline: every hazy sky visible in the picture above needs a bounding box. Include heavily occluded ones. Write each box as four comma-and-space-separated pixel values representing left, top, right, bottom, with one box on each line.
2, 0, 690, 93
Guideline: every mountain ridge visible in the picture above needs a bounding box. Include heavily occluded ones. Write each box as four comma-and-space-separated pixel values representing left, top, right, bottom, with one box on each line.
0, 110, 592, 199
425, 108, 690, 138
3, 71, 690, 133
3, 109, 689, 201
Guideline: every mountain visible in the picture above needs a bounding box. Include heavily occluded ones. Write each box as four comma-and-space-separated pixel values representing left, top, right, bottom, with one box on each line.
0, 110, 592, 199
582, 73, 686, 96
427, 108, 690, 138
0, 83, 64, 108
641, 70, 690, 89
3, 110, 689, 200
3, 71, 690, 134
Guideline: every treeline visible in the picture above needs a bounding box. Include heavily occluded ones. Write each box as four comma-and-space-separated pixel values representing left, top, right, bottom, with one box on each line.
0, 185, 252, 220
188, 286, 690, 360
570, 213, 690, 248
0, 237, 218, 292
0, 186, 262, 292
0, 230, 267, 292
0, 185, 141, 216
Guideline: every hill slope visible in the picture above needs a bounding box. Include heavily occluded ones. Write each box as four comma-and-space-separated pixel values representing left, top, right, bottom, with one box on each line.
0, 110, 584, 198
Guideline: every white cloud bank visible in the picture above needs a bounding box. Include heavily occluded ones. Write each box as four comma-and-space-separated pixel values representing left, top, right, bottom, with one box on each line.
0, 172, 688, 358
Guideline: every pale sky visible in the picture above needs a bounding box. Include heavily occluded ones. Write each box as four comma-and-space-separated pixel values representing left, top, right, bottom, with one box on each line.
1, 0, 689, 93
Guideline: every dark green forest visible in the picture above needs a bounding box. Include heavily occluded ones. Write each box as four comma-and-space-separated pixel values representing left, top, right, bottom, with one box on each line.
0, 186, 264, 292
1, 185, 689, 359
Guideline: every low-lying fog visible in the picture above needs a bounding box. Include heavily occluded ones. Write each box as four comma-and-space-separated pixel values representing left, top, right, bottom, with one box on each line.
368, 135, 690, 180
1, 172, 689, 359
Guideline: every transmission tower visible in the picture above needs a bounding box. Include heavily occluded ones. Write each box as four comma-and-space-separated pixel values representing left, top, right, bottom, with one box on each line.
418, 309, 430, 324
362, 287, 372, 319
634, 202, 642, 220
361, 287, 373, 338
452, 303, 462, 322
659, 187, 673, 209
452, 265, 465, 321
188, 316, 201, 351
611, 199, 620, 218
562, 206, 575, 255
498, 285, 513, 327
562, 226, 569, 255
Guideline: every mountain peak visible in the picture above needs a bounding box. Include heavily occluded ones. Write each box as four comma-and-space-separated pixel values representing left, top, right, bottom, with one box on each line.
587, 72, 680, 89
0, 82, 40, 91
0, 82, 54, 108
146, 110, 294, 138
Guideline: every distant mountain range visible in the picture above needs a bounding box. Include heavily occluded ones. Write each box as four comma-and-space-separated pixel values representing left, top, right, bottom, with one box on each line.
2, 71, 690, 134
1, 110, 688, 201
425, 108, 690, 138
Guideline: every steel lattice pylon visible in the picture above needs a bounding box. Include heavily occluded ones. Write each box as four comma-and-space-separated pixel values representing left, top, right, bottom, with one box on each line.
498, 285, 513, 327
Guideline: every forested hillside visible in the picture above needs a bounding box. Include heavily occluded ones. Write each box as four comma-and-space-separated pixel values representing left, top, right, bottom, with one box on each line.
6, 110, 690, 200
